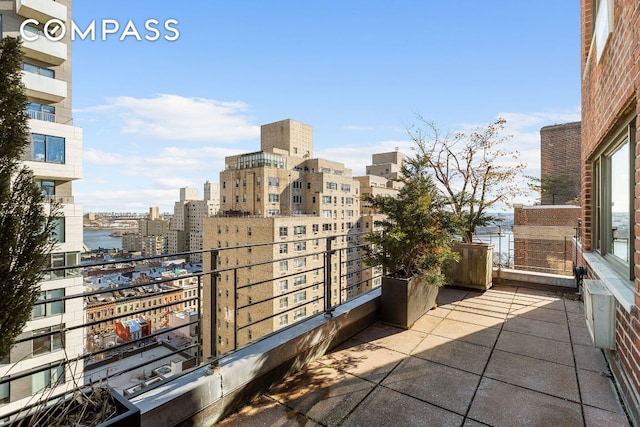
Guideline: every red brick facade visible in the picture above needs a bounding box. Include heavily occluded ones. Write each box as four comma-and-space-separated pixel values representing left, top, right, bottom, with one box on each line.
581, 0, 640, 419
513, 205, 580, 275
540, 122, 582, 205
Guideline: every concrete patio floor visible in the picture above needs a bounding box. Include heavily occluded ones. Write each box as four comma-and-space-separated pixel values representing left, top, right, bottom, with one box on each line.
215, 285, 631, 426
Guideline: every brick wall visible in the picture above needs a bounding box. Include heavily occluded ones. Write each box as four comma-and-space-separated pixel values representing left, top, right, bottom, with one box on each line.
540, 122, 581, 205
513, 205, 581, 275
581, 0, 640, 416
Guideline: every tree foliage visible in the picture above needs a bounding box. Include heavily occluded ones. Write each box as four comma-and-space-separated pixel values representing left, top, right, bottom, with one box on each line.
0, 37, 58, 360
407, 115, 529, 243
362, 154, 459, 287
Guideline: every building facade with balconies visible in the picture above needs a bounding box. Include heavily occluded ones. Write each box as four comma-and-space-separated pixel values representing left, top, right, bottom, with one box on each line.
0, 0, 84, 419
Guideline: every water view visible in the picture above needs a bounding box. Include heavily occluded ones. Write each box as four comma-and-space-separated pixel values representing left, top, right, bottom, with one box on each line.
83, 229, 122, 250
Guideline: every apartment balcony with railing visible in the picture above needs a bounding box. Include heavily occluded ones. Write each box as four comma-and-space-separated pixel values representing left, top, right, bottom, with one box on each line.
0, 233, 631, 426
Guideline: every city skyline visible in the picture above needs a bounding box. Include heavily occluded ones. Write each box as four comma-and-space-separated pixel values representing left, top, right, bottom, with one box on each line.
70, 1, 580, 212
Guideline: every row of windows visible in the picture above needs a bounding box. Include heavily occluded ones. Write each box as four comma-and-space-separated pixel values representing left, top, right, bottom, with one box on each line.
0, 363, 64, 404
23, 63, 54, 78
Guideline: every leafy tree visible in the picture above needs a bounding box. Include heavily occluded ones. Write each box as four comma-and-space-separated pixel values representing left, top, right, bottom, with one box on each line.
406, 115, 529, 243
0, 37, 58, 359
362, 153, 459, 286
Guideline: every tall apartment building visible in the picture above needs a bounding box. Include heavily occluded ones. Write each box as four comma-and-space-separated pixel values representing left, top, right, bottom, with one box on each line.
0, 0, 84, 418
580, 0, 640, 421
202, 119, 367, 358
168, 181, 219, 262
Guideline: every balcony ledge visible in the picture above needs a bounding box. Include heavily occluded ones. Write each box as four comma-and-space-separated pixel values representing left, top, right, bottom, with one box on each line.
131, 289, 380, 426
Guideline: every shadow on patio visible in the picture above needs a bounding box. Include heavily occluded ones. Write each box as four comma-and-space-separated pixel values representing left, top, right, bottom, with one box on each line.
212, 285, 630, 426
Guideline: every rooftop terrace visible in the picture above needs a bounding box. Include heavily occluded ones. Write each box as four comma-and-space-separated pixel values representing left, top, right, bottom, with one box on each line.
214, 285, 630, 426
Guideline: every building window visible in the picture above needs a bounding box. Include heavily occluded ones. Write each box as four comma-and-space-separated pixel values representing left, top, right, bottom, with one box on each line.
341, 184, 351, 192
279, 314, 288, 326
592, 119, 635, 280
279, 226, 288, 238
44, 251, 80, 280
279, 260, 288, 272
33, 325, 64, 356
32, 134, 65, 164
32, 363, 64, 394
279, 279, 288, 293
268, 193, 279, 203
279, 243, 288, 254
326, 182, 337, 190
294, 275, 306, 287
268, 177, 279, 187
32, 289, 65, 319
293, 257, 306, 269
23, 63, 54, 78
322, 196, 332, 204
0, 380, 8, 405
294, 307, 307, 320
293, 195, 302, 204
51, 217, 65, 243
294, 291, 307, 304
279, 297, 288, 309
293, 225, 306, 236
35, 179, 56, 201
294, 241, 306, 252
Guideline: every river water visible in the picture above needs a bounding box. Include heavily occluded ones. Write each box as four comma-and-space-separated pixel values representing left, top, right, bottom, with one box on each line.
83, 229, 122, 250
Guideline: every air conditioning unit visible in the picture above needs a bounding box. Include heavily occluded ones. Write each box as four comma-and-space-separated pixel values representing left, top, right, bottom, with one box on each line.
583, 279, 615, 349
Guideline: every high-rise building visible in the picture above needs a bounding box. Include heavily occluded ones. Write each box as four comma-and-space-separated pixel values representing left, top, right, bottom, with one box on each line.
202, 119, 370, 358
0, 1, 84, 419
168, 182, 219, 262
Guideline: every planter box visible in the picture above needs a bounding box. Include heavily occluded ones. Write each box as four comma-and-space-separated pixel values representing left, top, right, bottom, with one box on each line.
381, 275, 439, 329
16, 388, 140, 427
447, 242, 494, 290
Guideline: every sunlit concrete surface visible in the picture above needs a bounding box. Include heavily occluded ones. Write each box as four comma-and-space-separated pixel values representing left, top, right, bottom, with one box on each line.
215, 285, 630, 426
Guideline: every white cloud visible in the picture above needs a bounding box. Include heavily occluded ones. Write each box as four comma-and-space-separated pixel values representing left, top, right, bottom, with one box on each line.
76, 94, 260, 142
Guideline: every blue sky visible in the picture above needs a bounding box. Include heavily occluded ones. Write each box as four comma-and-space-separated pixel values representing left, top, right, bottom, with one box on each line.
71, 1, 581, 213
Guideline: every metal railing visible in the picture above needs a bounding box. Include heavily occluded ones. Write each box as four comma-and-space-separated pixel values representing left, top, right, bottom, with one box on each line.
0, 233, 381, 423
25, 109, 74, 125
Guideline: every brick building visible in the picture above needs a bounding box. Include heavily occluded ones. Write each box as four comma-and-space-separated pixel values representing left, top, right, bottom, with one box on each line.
540, 122, 581, 205
580, 0, 640, 422
512, 205, 580, 275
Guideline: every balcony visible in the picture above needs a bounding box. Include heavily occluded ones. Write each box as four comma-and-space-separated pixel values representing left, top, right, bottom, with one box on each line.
21, 34, 67, 65
0, 237, 631, 426
16, 0, 67, 24
22, 71, 67, 103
